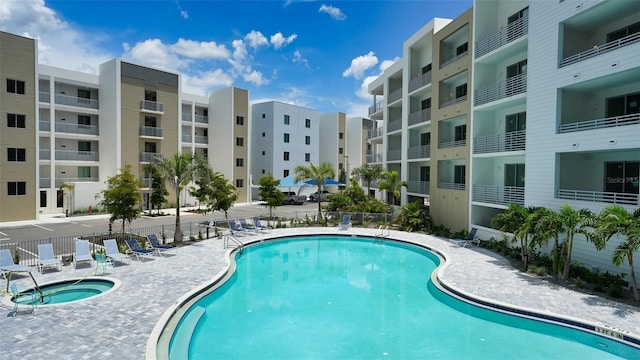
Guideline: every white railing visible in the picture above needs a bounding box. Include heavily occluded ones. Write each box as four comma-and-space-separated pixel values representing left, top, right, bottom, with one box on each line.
55, 94, 99, 109
558, 114, 640, 133
440, 50, 468, 69
473, 130, 525, 154
55, 150, 99, 161
387, 118, 402, 132
473, 185, 524, 205
194, 114, 208, 124
557, 189, 639, 206
366, 153, 383, 163
39, 149, 50, 160
438, 182, 465, 190
475, 73, 526, 106
368, 100, 383, 115
367, 126, 384, 139
407, 180, 430, 194
439, 95, 467, 109
560, 32, 640, 67
475, 15, 528, 59
388, 88, 402, 104
55, 177, 99, 187
56, 122, 99, 135
140, 152, 159, 162
140, 126, 163, 137
140, 100, 164, 112
182, 134, 192, 142
182, 113, 192, 122
387, 149, 401, 161
438, 139, 466, 149
408, 109, 431, 126
39, 121, 50, 132
408, 145, 430, 159
194, 135, 208, 144
408, 71, 432, 92
39, 92, 50, 103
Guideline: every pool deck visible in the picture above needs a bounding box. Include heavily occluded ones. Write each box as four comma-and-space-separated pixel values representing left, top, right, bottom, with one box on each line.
2, 227, 640, 359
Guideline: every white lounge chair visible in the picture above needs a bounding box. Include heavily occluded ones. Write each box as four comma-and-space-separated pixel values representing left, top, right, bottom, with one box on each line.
238, 218, 258, 233
339, 214, 352, 230
37, 244, 63, 273
0, 249, 31, 278
228, 219, 248, 236
74, 239, 94, 269
103, 239, 130, 264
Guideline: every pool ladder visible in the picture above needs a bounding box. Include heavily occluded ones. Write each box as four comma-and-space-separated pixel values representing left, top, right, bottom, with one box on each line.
375, 226, 390, 242
223, 233, 244, 255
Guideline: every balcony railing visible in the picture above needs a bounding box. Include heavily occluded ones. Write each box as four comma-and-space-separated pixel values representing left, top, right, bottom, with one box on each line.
56, 122, 99, 135
475, 15, 528, 59
140, 126, 163, 138
39, 149, 50, 160
560, 32, 640, 67
473, 130, 525, 154
368, 100, 383, 115
366, 153, 383, 163
140, 152, 159, 162
194, 114, 208, 124
473, 185, 524, 205
39, 92, 50, 103
55, 177, 99, 187
439, 95, 467, 109
140, 100, 164, 112
438, 139, 466, 149
39, 178, 50, 188
387, 149, 401, 161
194, 135, 208, 144
475, 73, 526, 106
368, 127, 384, 139
407, 180, 430, 194
182, 134, 192, 142
408, 109, 431, 126
408, 71, 432, 93
438, 182, 465, 190
388, 88, 402, 104
39, 121, 50, 132
558, 114, 640, 133
387, 118, 402, 132
182, 113, 192, 122
557, 189, 639, 206
142, 178, 152, 188
440, 50, 468, 69
55, 150, 99, 161
408, 145, 430, 159
55, 94, 99, 109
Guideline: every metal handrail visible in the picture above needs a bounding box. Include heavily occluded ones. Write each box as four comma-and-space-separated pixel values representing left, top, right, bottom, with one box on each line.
408, 109, 431, 126
474, 73, 526, 106
560, 32, 640, 67
140, 100, 164, 112
408, 71, 432, 92
439, 95, 467, 109
387, 149, 401, 161
56, 122, 99, 135
438, 182, 465, 190
473, 130, 525, 154
54, 93, 99, 109
387, 118, 402, 132
407, 180, 430, 194
438, 139, 466, 149
55, 150, 99, 161
408, 145, 430, 159
440, 50, 468, 69
475, 15, 528, 59
388, 88, 402, 104
139, 126, 163, 137
473, 185, 524, 205
557, 189, 639, 206
368, 100, 384, 115
558, 114, 640, 133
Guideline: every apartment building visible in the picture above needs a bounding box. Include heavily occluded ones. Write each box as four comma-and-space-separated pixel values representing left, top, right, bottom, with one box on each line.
319, 112, 348, 179
346, 116, 374, 189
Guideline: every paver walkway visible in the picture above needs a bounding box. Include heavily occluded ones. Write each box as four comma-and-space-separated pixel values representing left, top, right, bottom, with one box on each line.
1, 228, 639, 359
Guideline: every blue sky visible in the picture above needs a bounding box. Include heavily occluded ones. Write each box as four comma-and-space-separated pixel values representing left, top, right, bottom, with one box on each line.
1, 0, 471, 116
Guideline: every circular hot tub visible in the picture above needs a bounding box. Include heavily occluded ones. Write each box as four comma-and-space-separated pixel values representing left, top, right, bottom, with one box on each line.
5, 277, 119, 306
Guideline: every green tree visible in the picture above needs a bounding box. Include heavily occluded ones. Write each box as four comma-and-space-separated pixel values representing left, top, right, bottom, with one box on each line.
96, 164, 143, 235
529, 207, 564, 276
596, 205, 640, 301
149, 171, 168, 214
378, 170, 407, 205
206, 172, 238, 218
294, 162, 336, 220
395, 201, 431, 232
556, 204, 599, 280
351, 164, 383, 195
258, 175, 284, 219
492, 204, 535, 269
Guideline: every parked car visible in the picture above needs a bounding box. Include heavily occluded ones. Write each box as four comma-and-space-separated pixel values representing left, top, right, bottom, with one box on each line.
281, 191, 306, 205
308, 190, 331, 202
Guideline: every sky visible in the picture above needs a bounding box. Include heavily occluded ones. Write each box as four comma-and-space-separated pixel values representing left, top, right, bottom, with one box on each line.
1, 0, 472, 117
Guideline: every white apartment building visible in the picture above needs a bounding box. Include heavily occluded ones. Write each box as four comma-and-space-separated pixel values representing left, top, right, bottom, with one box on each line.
346, 116, 375, 189
319, 112, 348, 180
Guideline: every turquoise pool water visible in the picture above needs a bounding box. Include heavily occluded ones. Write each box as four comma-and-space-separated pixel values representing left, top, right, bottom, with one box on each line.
16, 278, 114, 305
168, 236, 639, 359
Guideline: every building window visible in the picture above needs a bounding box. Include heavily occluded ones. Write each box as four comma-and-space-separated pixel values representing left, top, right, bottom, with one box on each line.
78, 167, 91, 178
202, 148, 208, 158
456, 42, 468, 56
144, 90, 157, 101
283, 169, 289, 177
78, 141, 91, 152
454, 165, 466, 185
236, 116, 244, 125
6, 79, 26, 94
40, 191, 47, 207
236, 158, 244, 167
236, 137, 244, 146
305, 153, 310, 162
144, 116, 157, 127
455, 84, 467, 98
305, 136, 310, 145
305, 118, 311, 128
605, 162, 639, 194
420, 166, 430, 181
422, 98, 432, 109
262, 132, 266, 137
339, 132, 344, 139
339, 163, 344, 170
7, 114, 26, 128
454, 124, 467, 141
607, 21, 640, 43
235, 179, 244, 188
7, 148, 26, 162
78, 115, 91, 126
8, 181, 26, 196
284, 115, 290, 125
606, 92, 640, 117
505, 164, 525, 187
262, 113, 266, 118
77, 89, 91, 100
284, 133, 290, 143
422, 64, 432, 74
284, 152, 290, 161
339, 147, 343, 154
421, 132, 431, 145
262, 151, 265, 156
505, 112, 526, 132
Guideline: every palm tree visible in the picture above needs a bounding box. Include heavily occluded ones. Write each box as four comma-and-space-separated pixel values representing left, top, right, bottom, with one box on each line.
529, 207, 564, 276
148, 152, 207, 243
378, 170, 407, 205
351, 164, 383, 195
492, 203, 531, 269
596, 205, 640, 301
556, 204, 598, 280
294, 162, 335, 220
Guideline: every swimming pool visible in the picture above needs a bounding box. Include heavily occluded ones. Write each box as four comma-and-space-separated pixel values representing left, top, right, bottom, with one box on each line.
6, 278, 118, 306
158, 236, 639, 359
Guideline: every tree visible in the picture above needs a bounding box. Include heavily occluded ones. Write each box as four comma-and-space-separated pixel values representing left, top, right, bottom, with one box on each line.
395, 201, 431, 232
378, 170, 407, 205
596, 205, 640, 301
294, 162, 335, 220
529, 207, 564, 276
556, 204, 599, 280
351, 164, 383, 195
96, 164, 143, 235
149, 171, 168, 214
148, 153, 207, 243
258, 175, 284, 219
492, 204, 532, 269
207, 172, 238, 218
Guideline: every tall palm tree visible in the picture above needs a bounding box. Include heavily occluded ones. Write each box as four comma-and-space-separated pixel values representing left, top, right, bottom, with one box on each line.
557, 204, 598, 280
378, 170, 407, 205
148, 152, 207, 243
596, 205, 640, 301
492, 203, 531, 269
294, 162, 335, 220
351, 164, 383, 195
529, 207, 564, 276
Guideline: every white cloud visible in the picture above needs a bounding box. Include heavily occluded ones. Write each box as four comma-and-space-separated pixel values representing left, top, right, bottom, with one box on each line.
319, 4, 346, 21
174, 0, 189, 19
171, 38, 230, 59
245, 30, 269, 49
356, 75, 379, 100
182, 69, 234, 95
342, 51, 378, 79
380, 58, 399, 71
292, 50, 309, 67
124, 39, 188, 72
244, 70, 269, 86
270, 32, 297, 49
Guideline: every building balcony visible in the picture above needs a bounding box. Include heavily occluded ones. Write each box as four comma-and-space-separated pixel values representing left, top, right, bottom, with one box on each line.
439, 95, 467, 109
407, 180, 429, 194
473, 130, 525, 154
39, 178, 50, 188
387, 149, 401, 161
440, 50, 468, 69
387, 118, 402, 132
194, 135, 208, 144
140, 100, 164, 113
408, 145, 430, 159
140, 152, 159, 163
367, 127, 384, 139
182, 113, 192, 122
558, 114, 640, 134
438, 182, 465, 190
474, 73, 526, 107
39, 149, 50, 160
55, 177, 99, 187
475, 15, 528, 59
142, 178, 152, 188
408, 71, 432, 93
55, 150, 99, 161
366, 152, 383, 163
557, 189, 638, 206
408, 109, 431, 126
39, 121, 50, 132
438, 139, 466, 149
56, 122, 99, 136
54, 93, 99, 109
39, 92, 50, 103
387, 88, 402, 104
182, 134, 192, 142
473, 185, 524, 206
194, 114, 208, 124
560, 32, 640, 67
140, 126, 163, 138
368, 100, 383, 116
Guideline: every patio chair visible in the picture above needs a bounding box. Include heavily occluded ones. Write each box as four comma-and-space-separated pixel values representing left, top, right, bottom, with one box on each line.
339, 214, 352, 230
37, 243, 63, 273
103, 239, 130, 264
0, 249, 31, 278
95, 253, 114, 275
252, 217, 270, 232
147, 234, 177, 255
124, 238, 157, 261
227, 219, 248, 236
10, 283, 36, 316
449, 228, 480, 248
74, 239, 94, 269
238, 218, 258, 233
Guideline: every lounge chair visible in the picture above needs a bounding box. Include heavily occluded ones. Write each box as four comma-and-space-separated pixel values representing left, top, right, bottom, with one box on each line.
95, 253, 114, 275
339, 214, 352, 230
37, 243, 63, 273
449, 228, 480, 248
0, 249, 31, 278
252, 217, 270, 232
103, 239, 130, 264
147, 234, 177, 255
238, 218, 258, 233
227, 219, 248, 236
74, 239, 94, 269
10, 283, 36, 316
124, 238, 157, 261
